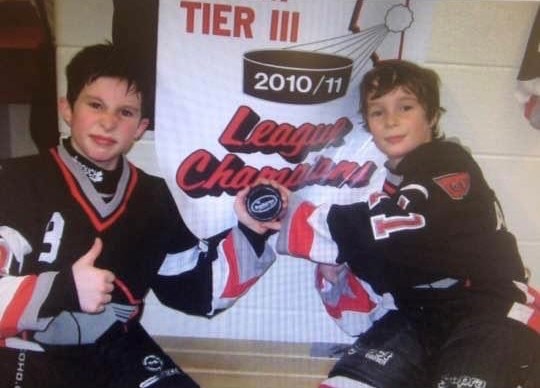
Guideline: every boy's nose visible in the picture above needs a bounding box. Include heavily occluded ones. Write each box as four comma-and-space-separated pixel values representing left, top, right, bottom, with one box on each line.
385, 113, 399, 127
100, 112, 118, 130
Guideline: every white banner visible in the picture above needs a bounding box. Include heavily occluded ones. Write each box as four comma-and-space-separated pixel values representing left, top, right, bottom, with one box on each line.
152, 0, 436, 342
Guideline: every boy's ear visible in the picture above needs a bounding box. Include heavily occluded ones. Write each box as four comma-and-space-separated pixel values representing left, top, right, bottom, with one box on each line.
134, 118, 150, 140
428, 111, 440, 130
58, 97, 72, 126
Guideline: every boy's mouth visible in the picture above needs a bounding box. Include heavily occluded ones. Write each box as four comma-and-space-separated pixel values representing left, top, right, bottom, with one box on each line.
385, 135, 405, 144
91, 135, 116, 146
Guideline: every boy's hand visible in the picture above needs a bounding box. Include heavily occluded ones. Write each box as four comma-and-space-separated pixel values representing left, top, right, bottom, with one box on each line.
234, 179, 290, 235
72, 238, 115, 314
317, 263, 348, 285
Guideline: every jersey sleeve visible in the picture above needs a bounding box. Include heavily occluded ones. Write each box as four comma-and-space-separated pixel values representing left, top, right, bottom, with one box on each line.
0, 159, 80, 345
0, 227, 58, 341
275, 196, 394, 329
277, 145, 524, 287
315, 263, 395, 336
276, 194, 341, 264
151, 225, 275, 316
148, 183, 276, 316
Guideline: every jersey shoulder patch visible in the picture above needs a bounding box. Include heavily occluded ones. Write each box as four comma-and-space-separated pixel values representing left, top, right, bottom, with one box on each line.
433, 172, 471, 200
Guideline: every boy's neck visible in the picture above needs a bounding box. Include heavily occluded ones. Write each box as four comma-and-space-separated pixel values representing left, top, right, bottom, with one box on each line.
386, 157, 402, 170
62, 138, 123, 200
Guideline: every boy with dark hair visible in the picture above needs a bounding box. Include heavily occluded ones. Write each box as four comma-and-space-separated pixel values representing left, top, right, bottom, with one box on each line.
277, 59, 540, 387
0, 42, 282, 387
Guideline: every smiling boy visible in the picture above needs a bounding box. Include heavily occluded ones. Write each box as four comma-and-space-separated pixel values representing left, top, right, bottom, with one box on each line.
277, 60, 539, 387
60, 76, 148, 171
364, 87, 434, 170
0, 43, 282, 388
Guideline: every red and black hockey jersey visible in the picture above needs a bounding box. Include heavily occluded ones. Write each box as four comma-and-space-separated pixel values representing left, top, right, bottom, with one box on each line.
0, 143, 275, 350
278, 141, 539, 335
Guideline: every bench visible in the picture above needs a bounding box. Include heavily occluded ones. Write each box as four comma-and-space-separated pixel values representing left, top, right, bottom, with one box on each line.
154, 336, 340, 388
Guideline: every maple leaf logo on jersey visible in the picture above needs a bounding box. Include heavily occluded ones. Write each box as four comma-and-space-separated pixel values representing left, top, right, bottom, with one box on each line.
433, 172, 471, 200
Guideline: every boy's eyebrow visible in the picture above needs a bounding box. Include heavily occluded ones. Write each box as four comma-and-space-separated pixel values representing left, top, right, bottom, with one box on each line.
397, 96, 418, 102
116, 103, 142, 114
80, 93, 142, 112
121, 105, 142, 113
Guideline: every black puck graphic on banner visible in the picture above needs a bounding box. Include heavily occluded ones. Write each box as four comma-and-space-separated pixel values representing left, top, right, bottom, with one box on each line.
245, 184, 282, 222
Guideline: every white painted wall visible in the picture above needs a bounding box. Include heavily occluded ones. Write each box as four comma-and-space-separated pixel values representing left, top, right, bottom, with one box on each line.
55, 0, 540, 343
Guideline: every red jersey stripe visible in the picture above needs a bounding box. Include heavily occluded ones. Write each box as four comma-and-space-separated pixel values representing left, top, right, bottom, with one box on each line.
0, 275, 36, 337
221, 233, 258, 298
288, 202, 316, 259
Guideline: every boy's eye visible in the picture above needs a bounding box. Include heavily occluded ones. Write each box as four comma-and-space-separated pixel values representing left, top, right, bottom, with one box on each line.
88, 101, 102, 110
120, 109, 135, 117
368, 110, 383, 118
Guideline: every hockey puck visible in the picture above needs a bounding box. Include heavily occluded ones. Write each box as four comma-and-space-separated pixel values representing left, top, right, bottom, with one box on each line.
245, 184, 282, 222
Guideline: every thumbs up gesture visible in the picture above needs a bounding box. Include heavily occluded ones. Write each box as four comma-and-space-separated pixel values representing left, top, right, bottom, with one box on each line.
72, 238, 116, 314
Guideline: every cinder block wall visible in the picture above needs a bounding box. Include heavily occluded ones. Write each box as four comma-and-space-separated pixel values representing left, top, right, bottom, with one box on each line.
55, 0, 540, 343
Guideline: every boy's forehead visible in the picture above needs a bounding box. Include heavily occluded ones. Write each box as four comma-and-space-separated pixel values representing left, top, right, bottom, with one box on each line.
81, 77, 142, 102
84, 76, 135, 89
367, 86, 417, 102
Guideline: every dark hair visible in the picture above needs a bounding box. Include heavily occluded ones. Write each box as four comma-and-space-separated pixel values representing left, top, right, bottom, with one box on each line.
65, 42, 149, 117
360, 59, 445, 139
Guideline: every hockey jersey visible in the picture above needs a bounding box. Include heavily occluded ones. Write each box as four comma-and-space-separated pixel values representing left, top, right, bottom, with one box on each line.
0, 143, 275, 350
278, 141, 539, 335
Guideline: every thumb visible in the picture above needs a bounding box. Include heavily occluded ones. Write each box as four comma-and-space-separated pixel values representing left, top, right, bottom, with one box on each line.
77, 238, 103, 266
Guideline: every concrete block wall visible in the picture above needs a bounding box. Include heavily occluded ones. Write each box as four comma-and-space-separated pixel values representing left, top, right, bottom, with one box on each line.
55, 0, 540, 342
426, 1, 540, 286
